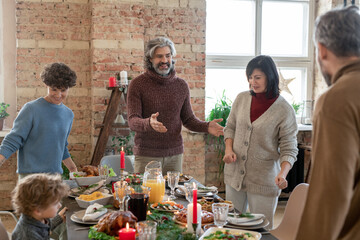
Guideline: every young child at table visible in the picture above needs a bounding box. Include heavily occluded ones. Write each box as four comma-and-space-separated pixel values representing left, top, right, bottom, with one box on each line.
11, 173, 69, 240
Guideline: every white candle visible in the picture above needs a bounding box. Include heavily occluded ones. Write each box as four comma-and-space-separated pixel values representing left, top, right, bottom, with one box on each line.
187, 203, 201, 234
120, 70, 128, 85
304, 118, 311, 125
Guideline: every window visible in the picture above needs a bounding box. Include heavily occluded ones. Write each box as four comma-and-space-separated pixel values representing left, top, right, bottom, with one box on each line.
205, 0, 314, 117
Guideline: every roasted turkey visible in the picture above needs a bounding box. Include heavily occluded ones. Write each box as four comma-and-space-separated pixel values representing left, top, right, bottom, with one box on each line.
82, 165, 99, 176
95, 211, 137, 236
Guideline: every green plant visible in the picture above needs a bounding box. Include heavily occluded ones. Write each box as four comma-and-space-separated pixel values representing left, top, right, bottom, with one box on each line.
0, 103, 10, 119
111, 131, 135, 155
61, 154, 74, 180
291, 102, 302, 115
61, 162, 70, 180
206, 90, 232, 178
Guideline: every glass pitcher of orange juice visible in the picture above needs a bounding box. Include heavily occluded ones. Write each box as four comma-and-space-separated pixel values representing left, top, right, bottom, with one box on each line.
143, 161, 165, 203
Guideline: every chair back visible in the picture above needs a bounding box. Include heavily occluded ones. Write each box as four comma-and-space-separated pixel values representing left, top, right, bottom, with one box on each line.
270, 183, 309, 240
100, 155, 134, 175
0, 220, 10, 240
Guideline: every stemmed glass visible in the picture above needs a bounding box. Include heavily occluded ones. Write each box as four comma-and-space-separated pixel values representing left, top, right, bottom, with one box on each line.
98, 165, 109, 183
167, 171, 180, 200
212, 203, 229, 228
184, 182, 195, 203
114, 180, 129, 211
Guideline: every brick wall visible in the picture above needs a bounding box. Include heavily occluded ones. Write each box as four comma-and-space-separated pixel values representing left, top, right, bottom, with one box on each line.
0, 0, 206, 209
90, 0, 207, 181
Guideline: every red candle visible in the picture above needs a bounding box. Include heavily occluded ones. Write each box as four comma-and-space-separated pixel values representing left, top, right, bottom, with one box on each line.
120, 147, 125, 169
192, 182, 197, 224
109, 77, 116, 87
119, 223, 136, 240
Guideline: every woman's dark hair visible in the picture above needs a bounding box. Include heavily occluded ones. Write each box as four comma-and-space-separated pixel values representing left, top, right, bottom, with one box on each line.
246, 55, 279, 98
41, 62, 77, 89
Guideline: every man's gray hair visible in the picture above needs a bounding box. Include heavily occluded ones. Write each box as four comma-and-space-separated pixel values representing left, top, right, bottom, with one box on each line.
314, 5, 360, 57
144, 37, 177, 70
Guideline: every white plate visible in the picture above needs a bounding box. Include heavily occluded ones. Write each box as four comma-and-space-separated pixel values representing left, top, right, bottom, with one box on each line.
227, 213, 265, 224
228, 218, 264, 226
199, 227, 262, 240
226, 218, 269, 230
70, 210, 100, 225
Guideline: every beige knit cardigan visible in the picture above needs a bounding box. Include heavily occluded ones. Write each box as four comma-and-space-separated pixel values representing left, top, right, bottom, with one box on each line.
224, 91, 298, 197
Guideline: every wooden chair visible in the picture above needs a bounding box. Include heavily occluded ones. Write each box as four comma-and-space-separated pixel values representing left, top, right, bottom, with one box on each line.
270, 183, 309, 240
0, 211, 18, 240
100, 155, 135, 176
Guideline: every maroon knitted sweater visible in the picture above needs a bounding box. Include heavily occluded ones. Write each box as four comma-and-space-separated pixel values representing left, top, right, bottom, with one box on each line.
127, 69, 209, 157
250, 92, 278, 122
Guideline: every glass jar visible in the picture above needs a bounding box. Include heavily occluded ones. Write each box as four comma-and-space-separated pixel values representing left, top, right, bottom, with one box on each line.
142, 161, 165, 203
301, 100, 314, 125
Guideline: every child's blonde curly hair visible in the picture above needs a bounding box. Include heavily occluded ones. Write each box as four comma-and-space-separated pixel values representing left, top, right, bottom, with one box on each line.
12, 174, 69, 216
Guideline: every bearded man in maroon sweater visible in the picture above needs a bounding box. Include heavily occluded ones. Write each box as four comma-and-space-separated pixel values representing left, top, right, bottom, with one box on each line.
127, 37, 224, 174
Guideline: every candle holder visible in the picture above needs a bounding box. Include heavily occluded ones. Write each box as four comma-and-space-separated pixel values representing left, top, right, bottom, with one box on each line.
192, 223, 200, 238
120, 168, 125, 179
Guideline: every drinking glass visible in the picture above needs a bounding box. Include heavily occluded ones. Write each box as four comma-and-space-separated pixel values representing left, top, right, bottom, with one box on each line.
114, 180, 128, 211
98, 165, 108, 182
167, 171, 180, 200
136, 220, 157, 240
212, 203, 229, 228
184, 182, 195, 203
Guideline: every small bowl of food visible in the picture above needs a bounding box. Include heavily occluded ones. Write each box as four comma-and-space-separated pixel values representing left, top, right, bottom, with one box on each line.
72, 172, 101, 186
72, 165, 102, 186
75, 191, 113, 208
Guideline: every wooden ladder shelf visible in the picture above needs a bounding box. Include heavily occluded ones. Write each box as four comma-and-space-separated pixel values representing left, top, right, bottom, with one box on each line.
90, 87, 127, 166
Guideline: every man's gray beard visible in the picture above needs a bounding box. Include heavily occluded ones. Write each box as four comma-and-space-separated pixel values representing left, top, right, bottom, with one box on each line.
153, 62, 174, 76
318, 57, 332, 86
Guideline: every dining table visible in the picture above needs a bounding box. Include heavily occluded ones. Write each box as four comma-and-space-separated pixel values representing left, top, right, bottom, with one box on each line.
63, 179, 279, 240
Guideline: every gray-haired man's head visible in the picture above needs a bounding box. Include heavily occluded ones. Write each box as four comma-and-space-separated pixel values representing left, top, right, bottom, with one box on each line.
144, 37, 176, 76
314, 5, 360, 58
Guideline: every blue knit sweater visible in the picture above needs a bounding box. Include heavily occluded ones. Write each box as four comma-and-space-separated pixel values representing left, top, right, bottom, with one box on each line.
0, 98, 73, 174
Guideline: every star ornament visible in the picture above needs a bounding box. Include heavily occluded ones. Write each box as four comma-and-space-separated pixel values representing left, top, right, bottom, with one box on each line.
279, 71, 295, 96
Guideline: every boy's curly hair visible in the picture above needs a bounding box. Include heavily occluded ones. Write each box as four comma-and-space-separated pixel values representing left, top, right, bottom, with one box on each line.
12, 174, 69, 216
40, 62, 77, 89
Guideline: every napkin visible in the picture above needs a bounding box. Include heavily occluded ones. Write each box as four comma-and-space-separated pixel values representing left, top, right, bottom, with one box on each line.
198, 186, 218, 193
82, 203, 108, 222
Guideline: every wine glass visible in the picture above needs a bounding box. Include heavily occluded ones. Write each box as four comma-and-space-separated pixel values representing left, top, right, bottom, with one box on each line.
212, 203, 229, 228
98, 165, 108, 182
167, 171, 180, 200
184, 182, 195, 203
114, 180, 128, 211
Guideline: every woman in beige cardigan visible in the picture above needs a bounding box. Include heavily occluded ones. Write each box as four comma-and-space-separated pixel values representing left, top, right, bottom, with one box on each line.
223, 55, 298, 229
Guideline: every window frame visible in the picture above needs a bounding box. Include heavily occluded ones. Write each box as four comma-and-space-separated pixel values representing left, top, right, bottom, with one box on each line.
206, 0, 315, 102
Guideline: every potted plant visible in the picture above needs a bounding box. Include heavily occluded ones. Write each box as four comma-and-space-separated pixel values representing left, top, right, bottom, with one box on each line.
0, 102, 10, 131
206, 91, 232, 179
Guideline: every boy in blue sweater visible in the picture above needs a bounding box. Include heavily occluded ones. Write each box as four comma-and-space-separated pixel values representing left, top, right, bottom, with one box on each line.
11, 173, 69, 240
0, 62, 78, 176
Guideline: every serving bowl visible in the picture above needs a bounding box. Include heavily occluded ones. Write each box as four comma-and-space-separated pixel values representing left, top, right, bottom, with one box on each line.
71, 172, 101, 186
75, 193, 113, 208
